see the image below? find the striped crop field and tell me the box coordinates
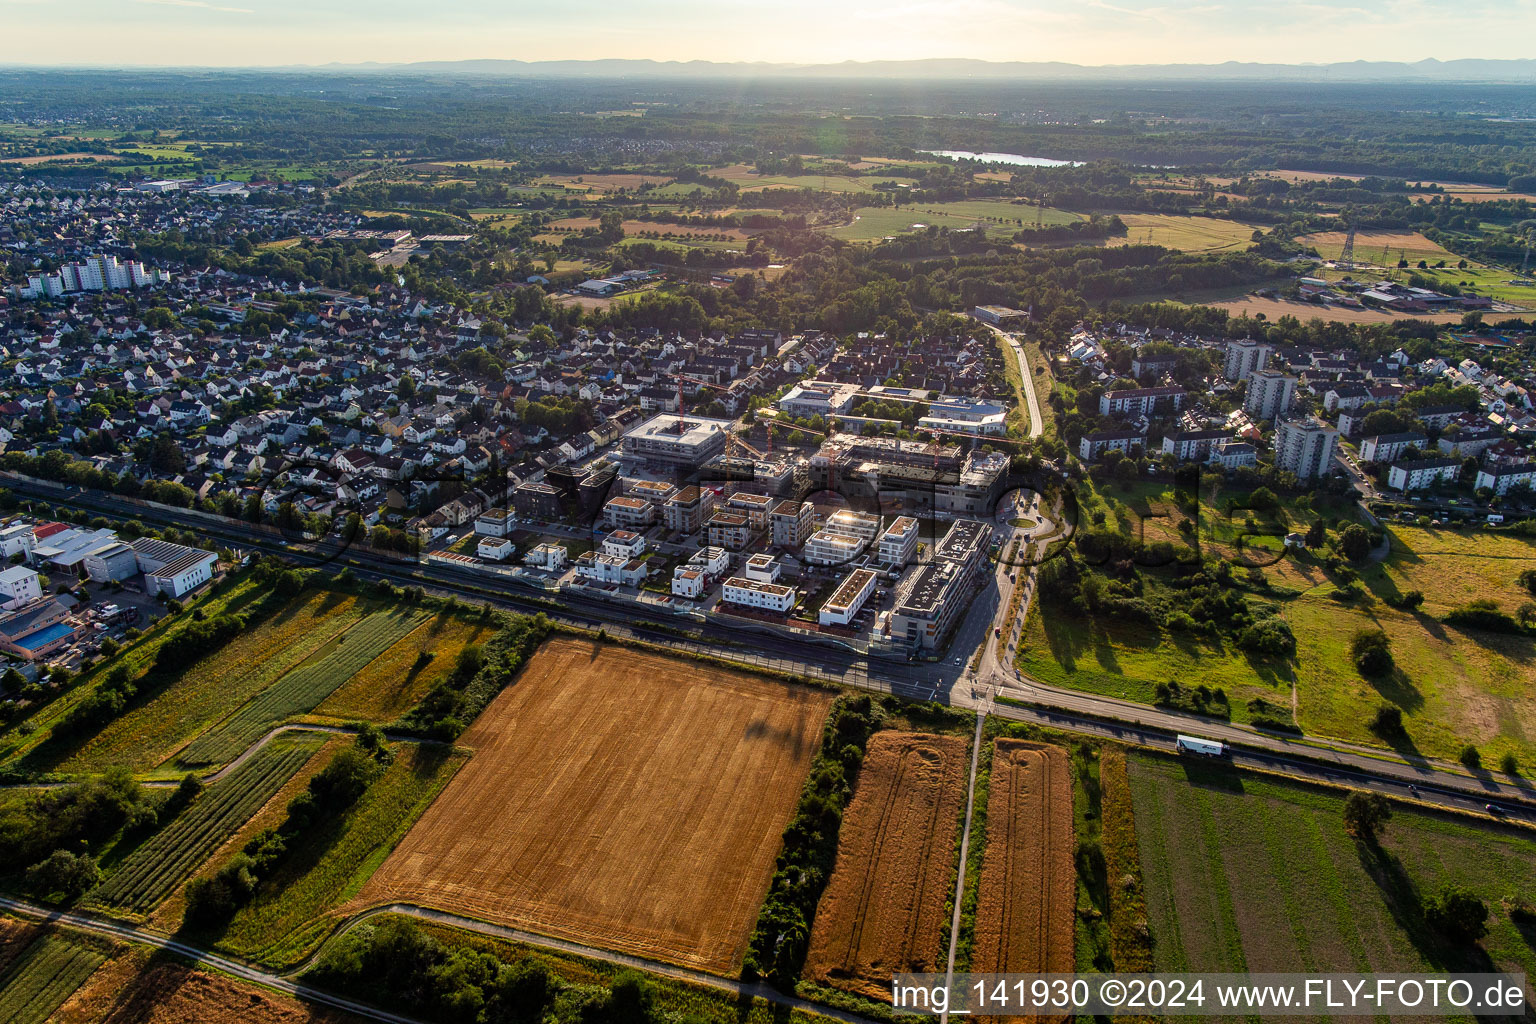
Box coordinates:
[179,607,430,766]
[0,933,109,1024]
[90,733,326,915]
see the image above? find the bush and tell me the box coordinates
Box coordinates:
[1499,751,1520,776]
[1423,886,1489,944]
[1458,744,1482,770]
[1368,704,1406,739]
[1445,599,1524,634]
[1236,617,1296,658]
[1351,629,1393,677]
[25,849,101,901]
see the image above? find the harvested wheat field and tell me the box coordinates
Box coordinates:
[971,741,1075,978]
[54,955,358,1024]
[351,637,832,973]
[804,731,967,998]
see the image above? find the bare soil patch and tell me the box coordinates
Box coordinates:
[971,741,1074,978]
[350,637,832,974]
[804,731,967,998]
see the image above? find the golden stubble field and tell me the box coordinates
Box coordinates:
[351,638,833,973]
[803,731,967,998]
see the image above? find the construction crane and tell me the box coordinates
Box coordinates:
[670,370,763,463]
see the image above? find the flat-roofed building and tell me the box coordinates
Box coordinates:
[770,499,815,549]
[82,541,138,583]
[601,496,657,530]
[1245,370,1298,421]
[626,479,678,506]
[706,510,752,551]
[523,542,568,571]
[889,560,966,652]
[820,568,878,626]
[601,530,647,559]
[0,566,42,610]
[574,551,647,586]
[475,508,514,537]
[1387,458,1460,492]
[721,576,797,613]
[1274,417,1339,482]
[743,553,780,582]
[512,481,564,520]
[478,537,515,561]
[878,516,918,567]
[621,413,731,472]
[1223,338,1273,382]
[725,491,776,529]
[689,545,730,578]
[672,566,706,599]
[663,486,717,534]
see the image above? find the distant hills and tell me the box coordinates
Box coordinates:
[319,57,1536,83]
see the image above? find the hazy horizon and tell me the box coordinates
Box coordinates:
[4,0,1534,71]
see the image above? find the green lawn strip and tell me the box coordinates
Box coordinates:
[180,607,431,767]
[87,734,325,915]
[214,743,465,968]
[0,933,109,1024]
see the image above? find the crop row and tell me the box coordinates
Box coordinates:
[181,609,429,766]
[92,735,325,913]
[0,934,108,1024]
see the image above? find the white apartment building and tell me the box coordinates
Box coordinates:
[672,566,706,599]
[1274,418,1339,482]
[1475,461,1536,496]
[743,553,781,583]
[1387,458,1460,492]
[1223,338,1273,382]
[16,254,169,299]
[878,516,919,567]
[721,577,797,613]
[523,542,568,571]
[0,566,42,610]
[1243,370,1298,421]
[601,530,647,560]
[819,568,878,626]
[478,537,515,561]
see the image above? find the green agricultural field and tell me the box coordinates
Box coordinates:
[88,733,325,916]
[831,199,1079,241]
[0,932,109,1024]
[58,590,372,776]
[179,606,431,767]
[0,574,274,773]
[1129,751,1536,983]
[211,742,465,967]
[709,164,880,194]
[1108,213,1263,253]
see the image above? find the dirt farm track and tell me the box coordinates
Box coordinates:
[804,731,967,998]
[350,638,833,974]
[970,741,1075,982]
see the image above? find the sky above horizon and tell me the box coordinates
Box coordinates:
[3,0,1533,68]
